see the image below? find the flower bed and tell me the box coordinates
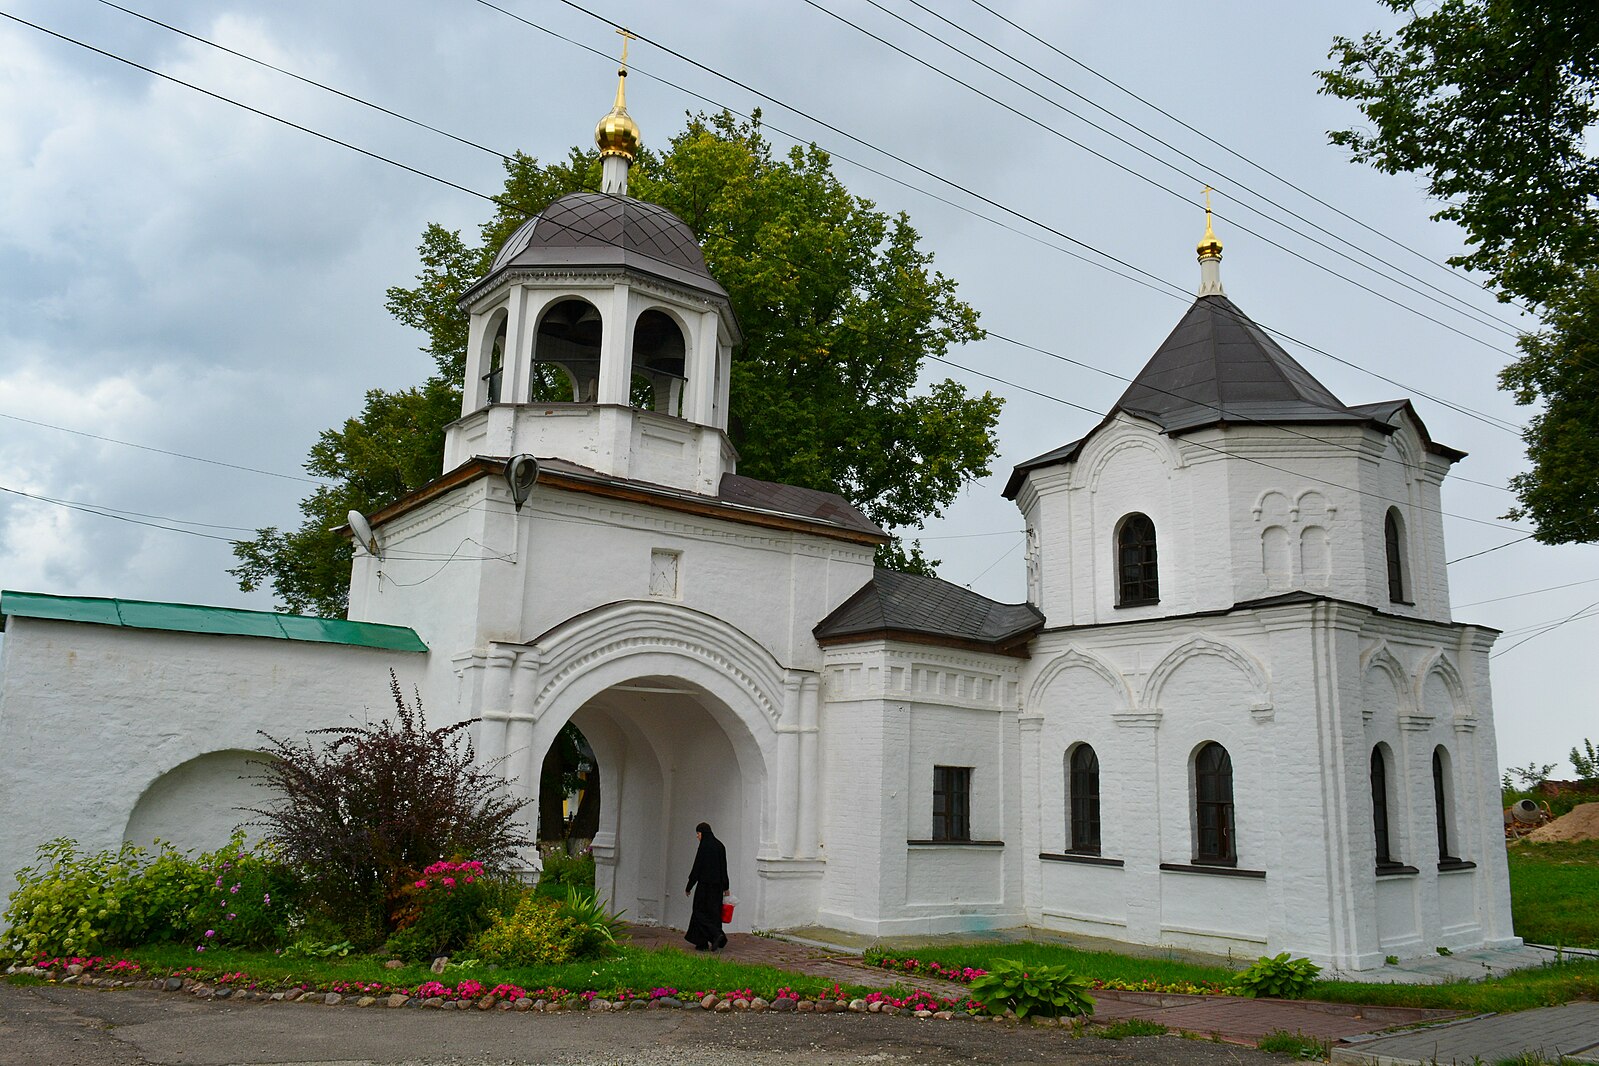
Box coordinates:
[864,950,1231,997]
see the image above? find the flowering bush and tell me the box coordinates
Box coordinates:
[250,672,531,946]
[2,835,298,958]
[471,893,582,965]
[863,949,1231,997]
[384,860,512,962]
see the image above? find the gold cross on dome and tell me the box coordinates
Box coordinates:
[616,27,636,70]
[1203,185,1213,213]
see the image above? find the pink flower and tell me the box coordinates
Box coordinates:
[204,930,215,938]
[414,880,427,889]
[196,946,205,953]
[230,884,240,894]
[442,877,455,887]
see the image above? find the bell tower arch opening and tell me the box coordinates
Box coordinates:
[533,298,600,402]
[630,308,687,416]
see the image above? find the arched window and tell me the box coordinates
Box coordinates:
[534,298,600,402]
[1385,509,1408,603]
[1432,747,1457,862]
[630,309,687,415]
[1371,746,1396,868]
[1116,513,1159,607]
[483,316,507,405]
[1194,742,1235,865]
[1067,744,1101,855]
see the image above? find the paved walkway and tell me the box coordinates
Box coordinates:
[624,924,1462,1046]
[1332,1001,1599,1064]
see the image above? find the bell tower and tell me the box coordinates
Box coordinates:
[444,38,741,495]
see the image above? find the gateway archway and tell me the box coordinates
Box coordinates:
[511,603,787,932]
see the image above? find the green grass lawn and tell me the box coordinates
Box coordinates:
[1505,839,1599,949]
[92,941,872,1002]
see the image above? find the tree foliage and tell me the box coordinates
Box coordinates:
[1320,1,1599,543]
[248,672,531,946]
[232,114,999,614]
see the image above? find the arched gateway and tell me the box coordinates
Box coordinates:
[486,602,790,930]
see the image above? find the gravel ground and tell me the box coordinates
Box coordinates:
[0,983,1288,1066]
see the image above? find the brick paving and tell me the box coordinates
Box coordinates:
[1331,1000,1599,1064]
[622,923,1462,1046]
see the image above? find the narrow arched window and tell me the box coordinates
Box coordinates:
[1195,742,1235,865]
[1371,746,1395,868]
[1385,509,1407,603]
[1116,513,1159,606]
[1432,747,1456,862]
[483,317,507,405]
[1067,744,1101,855]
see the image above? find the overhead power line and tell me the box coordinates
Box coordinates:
[0,482,245,542]
[796,0,1521,358]
[958,0,1539,320]
[4,4,1528,533]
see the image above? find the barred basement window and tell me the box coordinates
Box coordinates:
[1067,744,1101,855]
[933,765,972,842]
[1116,513,1159,606]
[1194,742,1236,865]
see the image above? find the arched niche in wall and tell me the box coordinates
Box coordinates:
[124,749,271,853]
[533,298,599,402]
[481,308,508,405]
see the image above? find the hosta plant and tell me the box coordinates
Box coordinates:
[1230,953,1321,999]
[968,959,1095,1019]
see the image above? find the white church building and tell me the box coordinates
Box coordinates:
[0,72,1517,973]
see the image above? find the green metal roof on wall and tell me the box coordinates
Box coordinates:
[0,591,427,652]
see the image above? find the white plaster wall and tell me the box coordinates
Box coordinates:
[0,618,425,900]
[123,749,266,852]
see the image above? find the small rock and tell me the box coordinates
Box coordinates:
[476,994,497,1010]
[60,976,79,986]
[771,998,796,1012]
[867,1001,882,1013]
[933,1010,953,1020]
[589,998,610,1012]
[66,963,84,976]
[387,994,409,1008]
[422,996,445,1009]
[323,993,342,1006]
[914,1009,933,1019]
[213,988,232,1000]
[191,985,211,997]
[455,999,472,1010]
[714,1000,732,1012]
[532,999,548,1011]
[700,994,718,1010]
[1030,1015,1056,1027]
[429,957,449,975]
[270,991,286,1001]
[880,1005,901,1017]
[164,977,183,992]
[731,998,749,1010]
[627,999,646,1010]
[384,960,405,970]
[356,996,376,1008]
[497,1001,513,1011]
[796,1000,815,1013]
[848,999,866,1012]
[513,997,532,1011]
[750,997,768,1011]
[645,999,662,1010]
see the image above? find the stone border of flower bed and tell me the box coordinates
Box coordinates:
[6,961,1085,1025]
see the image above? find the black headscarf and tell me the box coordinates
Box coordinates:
[686,823,729,896]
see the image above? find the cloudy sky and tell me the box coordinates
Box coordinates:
[1,0,1593,776]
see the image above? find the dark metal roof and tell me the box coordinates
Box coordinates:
[1004,294,1464,498]
[468,193,728,302]
[718,473,884,537]
[814,568,1044,651]
[0,590,428,651]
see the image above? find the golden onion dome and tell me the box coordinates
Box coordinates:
[595,70,640,161]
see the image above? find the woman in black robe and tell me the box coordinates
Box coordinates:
[684,821,729,951]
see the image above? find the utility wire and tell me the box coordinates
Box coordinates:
[925,355,1526,533]
[959,0,1540,319]
[529,0,1525,436]
[1491,600,1599,657]
[798,0,1520,358]
[1446,535,1536,565]
[0,483,242,542]
[855,0,1525,344]
[0,411,328,484]
[6,6,1527,532]
[1455,576,1599,609]
[93,0,513,161]
[0,10,499,205]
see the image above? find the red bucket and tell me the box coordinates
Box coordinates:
[720,900,735,924]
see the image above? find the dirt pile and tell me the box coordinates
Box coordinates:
[1526,802,1599,842]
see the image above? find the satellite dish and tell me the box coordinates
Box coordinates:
[347,510,380,558]
[504,454,540,511]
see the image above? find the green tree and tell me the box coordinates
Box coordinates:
[232,114,999,615]
[1319,1,1599,543]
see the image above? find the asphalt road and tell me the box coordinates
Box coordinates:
[0,984,1287,1065]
